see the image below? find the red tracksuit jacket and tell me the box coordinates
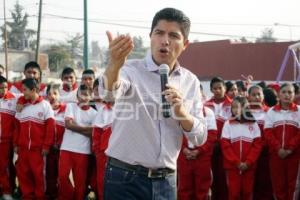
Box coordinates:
[0,92,17,143]
[205,96,232,138]
[14,96,55,151]
[264,103,300,154]
[221,120,262,169]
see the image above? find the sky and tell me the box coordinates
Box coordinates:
[1,0,300,48]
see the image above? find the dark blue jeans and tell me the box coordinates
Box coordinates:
[103,163,176,200]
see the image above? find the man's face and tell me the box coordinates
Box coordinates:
[211,82,226,99]
[62,73,76,88]
[0,82,8,98]
[150,20,189,68]
[24,67,40,81]
[81,74,94,89]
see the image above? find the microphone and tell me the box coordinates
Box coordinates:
[159,64,171,118]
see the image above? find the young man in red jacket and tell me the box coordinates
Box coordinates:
[0,76,17,200]
[177,105,217,200]
[14,78,55,200]
[205,77,232,200]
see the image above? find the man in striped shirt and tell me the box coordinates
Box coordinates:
[99,7,207,200]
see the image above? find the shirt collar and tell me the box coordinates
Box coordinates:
[0,91,15,100]
[145,52,182,75]
[274,103,298,112]
[28,96,44,105]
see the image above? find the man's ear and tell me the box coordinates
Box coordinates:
[183,39,189,50]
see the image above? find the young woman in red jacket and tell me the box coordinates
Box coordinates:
[264,83,300,200]
[221,96,262,200]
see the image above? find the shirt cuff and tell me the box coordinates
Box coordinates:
[182,117,207,147]
[98,75,128,102]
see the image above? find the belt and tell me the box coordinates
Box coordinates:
[108,157,175,179]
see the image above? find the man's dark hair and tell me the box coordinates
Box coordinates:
[24,61,41,71]
[61,67,76,79]
[0,64,4,71]
[22,78,39,91]
[210,77,225,89]
[0,76,7,84]
[150,8,190,39]
[82,69,95,78]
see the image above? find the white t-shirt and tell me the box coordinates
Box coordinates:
[60,103,97,154]
[59,88,78,104]
[93,105,114,129]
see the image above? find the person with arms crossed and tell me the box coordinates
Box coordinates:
[98,7,207,200]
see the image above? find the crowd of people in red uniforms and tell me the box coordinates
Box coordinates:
[0,61,300,200]
[177,76,300,200]
[0,61,113,200]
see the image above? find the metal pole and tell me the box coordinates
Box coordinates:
[35,0,43,62]
[83,0,88,69]
[3,0,9,79]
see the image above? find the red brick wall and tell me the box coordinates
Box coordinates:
[178,40,297,81]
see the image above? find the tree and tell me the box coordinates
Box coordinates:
[256,28,277,43]
[44,44,73,72]
[1,1,36,50]
[66,33,83,60]
[240,37,249,43]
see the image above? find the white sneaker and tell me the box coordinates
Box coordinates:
[2,194,14,200]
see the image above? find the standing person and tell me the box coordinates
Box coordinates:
[205,76,231,200]
[9,61,46,97]
[92,101,113,200]
[221,96,262,200]
[248,85,273,200]
[0,76,17,200]
[264,83,300,200]
[58,84,97,200]
[177,105,217,200]
[98,7,207,200]
[59,67,78,103]
[14,78,55,200]
[45,84,66,200]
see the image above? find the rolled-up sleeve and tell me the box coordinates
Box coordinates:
[182,81,207,146]
[98,68,131,102]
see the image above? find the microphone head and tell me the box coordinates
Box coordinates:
[159,64,170,75]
